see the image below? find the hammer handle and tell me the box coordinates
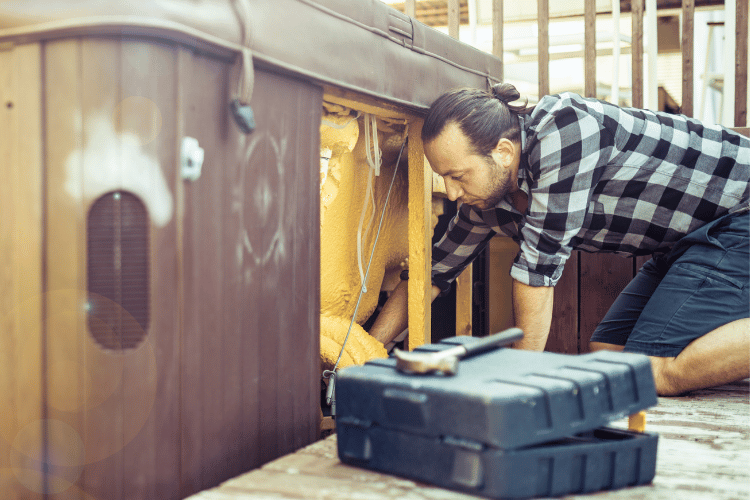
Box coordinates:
[459,328,524,358]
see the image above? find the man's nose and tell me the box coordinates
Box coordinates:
[444,178,462,201]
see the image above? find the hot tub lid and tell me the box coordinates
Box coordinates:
[0,0,502,111]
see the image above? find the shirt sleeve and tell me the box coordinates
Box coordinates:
[431,203,496,295]
[512,95,609,287]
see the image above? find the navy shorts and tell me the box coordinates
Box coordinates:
[589,210,749,357]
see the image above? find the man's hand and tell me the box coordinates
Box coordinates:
[369,280,441,345]
[512,280,554,350]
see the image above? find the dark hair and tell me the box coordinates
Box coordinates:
[421,83,532,157]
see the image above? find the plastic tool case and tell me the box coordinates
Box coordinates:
[336,336,659,499]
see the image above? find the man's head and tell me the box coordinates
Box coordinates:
[422,84,530,210]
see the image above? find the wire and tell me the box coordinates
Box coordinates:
[322,127,409,407]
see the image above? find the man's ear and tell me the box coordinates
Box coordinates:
[493,137,516,169]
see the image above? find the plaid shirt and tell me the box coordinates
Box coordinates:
[432,93,750,289]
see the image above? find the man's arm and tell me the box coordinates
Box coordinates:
[512,279,554,350]
[369,280,441,345]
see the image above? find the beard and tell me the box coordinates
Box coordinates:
[473,157,516,210]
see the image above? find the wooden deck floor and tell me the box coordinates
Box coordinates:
[187,380,749,500]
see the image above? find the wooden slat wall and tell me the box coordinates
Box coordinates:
[14,35,322,500]
[180,62,322,497]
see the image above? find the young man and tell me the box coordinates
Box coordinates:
[369,84,749,396]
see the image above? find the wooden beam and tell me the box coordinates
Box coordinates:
[585,0,597,98]
[682,0,694,117]
[407,119,432,350]
[632,0,644,108]
[538,0,550,97]
[405,0,416,17]
[735,0,748,126]
[448,0,460,39]
[493,0,503,80]
[455,267,472,336]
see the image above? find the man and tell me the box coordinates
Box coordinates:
[369,84,749,396]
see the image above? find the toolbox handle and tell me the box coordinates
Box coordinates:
[461,328,524,357]
[394,328,524,375]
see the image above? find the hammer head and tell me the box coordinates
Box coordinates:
[393,348,459,375]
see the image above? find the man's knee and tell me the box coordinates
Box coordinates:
[648,356,681,396]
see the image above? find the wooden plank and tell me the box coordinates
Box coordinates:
[144,45,182,500]
[181,50,227,490]
[735,0,748,127]
[492,0,504,80]
[407,119,432,349]
[177,46,205,498]
[290,80,323,451]
[631,0,645,108]
[254,71,282,467]
[220,60,245,482]
[448,0,460,39]
[578,254,634,353]
[681,0,695,117]
[545,254,578,354]
[455,265,472,336]
[235,62,262,481]
[76,37,124,500]
[585,0,597,98]
[117,39,180,499]
[0,41,44,500]
[43,38,87,500]
[323,87,420,122]
[538,0,550,97]
[274,73,302,460]
[405,0,416,18]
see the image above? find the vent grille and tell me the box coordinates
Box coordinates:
[87,191,149,350]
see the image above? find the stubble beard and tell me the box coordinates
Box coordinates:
[476,157,515,210]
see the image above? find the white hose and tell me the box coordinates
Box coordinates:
[356,114,382,292]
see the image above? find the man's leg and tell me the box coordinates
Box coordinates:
[589,258,667,353]
[649,318,749,396]
[623,212,749,395]
[591,211,749,396]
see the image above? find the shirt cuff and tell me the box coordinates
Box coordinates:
[510,264,558,287]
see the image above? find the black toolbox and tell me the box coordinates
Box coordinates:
[335,335,659,499]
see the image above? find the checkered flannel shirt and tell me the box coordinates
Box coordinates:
[432,92,750,290]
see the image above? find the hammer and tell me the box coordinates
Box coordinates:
[393,328,524,375]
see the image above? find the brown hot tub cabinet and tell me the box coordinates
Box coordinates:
[0,1,501,498]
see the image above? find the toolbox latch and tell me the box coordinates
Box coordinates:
[443,435,485,489]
